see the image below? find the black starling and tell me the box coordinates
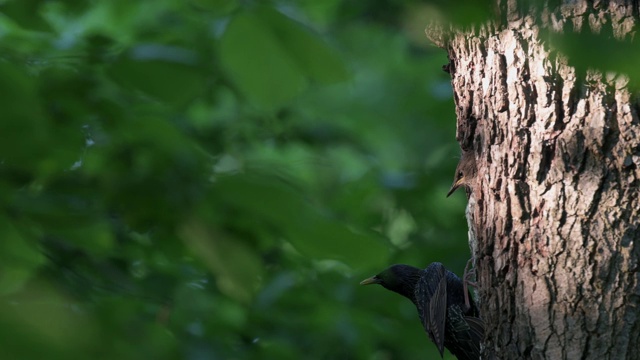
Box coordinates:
[360,262,484,360]
[447,151,476,197]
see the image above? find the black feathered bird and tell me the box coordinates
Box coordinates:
[360,263,484,360]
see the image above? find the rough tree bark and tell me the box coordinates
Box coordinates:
[431,1,640,359]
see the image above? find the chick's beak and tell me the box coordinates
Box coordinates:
[446,176,465,197]
[360,276,380,285]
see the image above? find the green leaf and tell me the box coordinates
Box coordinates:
[0,0,53,32]
[218,7,349,109]
[107,45,206,105]
[218,9,307,109]
[14,188,114,256]
[180,220,262,304]
[286,214,388,269]
[548,29,640,84]
[0,217,45,295]
[260,7,349,84]
[0,284,98,359]
[0,62,49,168]
[212,173,388,269]
[189,0,238,16]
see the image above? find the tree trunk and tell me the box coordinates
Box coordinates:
[438,1,640,359]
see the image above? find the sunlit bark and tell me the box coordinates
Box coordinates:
[433,1,640,358]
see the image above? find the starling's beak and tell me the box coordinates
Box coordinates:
[359,276,381,285]
[446,176,465,197]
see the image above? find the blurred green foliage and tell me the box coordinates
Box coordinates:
[547,27,640,86]
[0,0,472,359]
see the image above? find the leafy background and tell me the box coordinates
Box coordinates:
[0,0,473,359]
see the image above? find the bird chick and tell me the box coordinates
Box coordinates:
[447,151,477,197]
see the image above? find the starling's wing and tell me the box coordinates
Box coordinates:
[430,272,448,356]
[446,305,485,360]
[416,263,447,357]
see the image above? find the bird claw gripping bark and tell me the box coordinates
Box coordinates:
[463,259,477,311]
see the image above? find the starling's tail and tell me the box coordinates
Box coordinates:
[465,316,484,345]
[459,316,484,360]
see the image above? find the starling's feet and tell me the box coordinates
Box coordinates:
[463,258,477,311]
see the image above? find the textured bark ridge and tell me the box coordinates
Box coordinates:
[444,1,640,359]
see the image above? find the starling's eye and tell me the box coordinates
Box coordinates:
[458,171,463,178]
